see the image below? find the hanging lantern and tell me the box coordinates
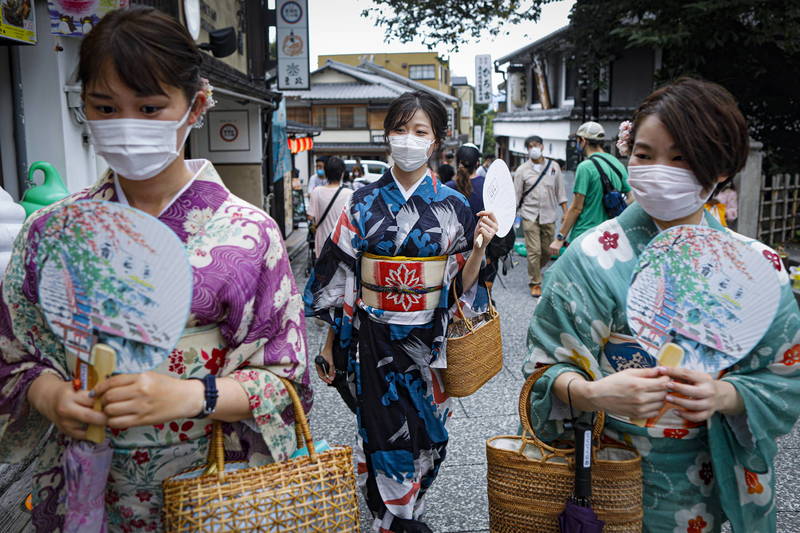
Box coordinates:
[288,137,313,154]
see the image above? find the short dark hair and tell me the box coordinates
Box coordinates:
[437,164,455,182]
[525,135,543,148]
[383,91,448,146]
[631,77,748,190]
[79,7,202,103]
[324,156,345,182]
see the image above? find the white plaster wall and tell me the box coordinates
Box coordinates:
[495,119,572,159]
[19,1,101,193]
[190,97,263,164]
[315,129,370,144]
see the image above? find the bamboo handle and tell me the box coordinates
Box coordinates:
[86,344,116,444]
[630,343,685,427]
[476,234,484,248]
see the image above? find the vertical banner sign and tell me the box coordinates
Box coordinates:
[277,0,309,90]
[272,100,292,181]
[475,54,492,104]
[0,0,37,44]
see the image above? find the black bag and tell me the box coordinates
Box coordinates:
[588,155,627,218]
[487,232,516,260]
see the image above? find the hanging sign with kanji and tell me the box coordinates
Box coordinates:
[277,0,310,90]
[475,54,492,104]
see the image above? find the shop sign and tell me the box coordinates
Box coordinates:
[47,0,128,37]
[208,110,250,152]
[1,0,37,44]
[276,0,309,90]
[475,54,492,104]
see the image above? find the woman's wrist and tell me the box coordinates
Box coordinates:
[27,372,63,420]
[180,377,205,419]
[715,379,744,416]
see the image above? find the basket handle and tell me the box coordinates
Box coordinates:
[450,280,497,332]
[205,376,314,475]
[517,365,605,457]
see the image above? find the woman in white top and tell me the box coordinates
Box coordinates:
[308,156,353,257]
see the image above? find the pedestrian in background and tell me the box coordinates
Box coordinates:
[306,91,496,533]
[444,143,485,215]
[514,135,566,297]
[437,162,455,184]
[475,152,495,178]
[308,156,353,257]
[0,8,309,530]
[308,156,328,196]
[524,77,800,533]
[706,182,738,230]
[549,122,632,257]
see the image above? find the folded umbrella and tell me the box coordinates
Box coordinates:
[63,439,112,533]
[558,420,604,533]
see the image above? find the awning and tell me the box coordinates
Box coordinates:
[201,55,281,107]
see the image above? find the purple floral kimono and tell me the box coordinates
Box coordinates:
[0,159,311,532]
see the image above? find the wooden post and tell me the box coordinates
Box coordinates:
[734,140,763,239]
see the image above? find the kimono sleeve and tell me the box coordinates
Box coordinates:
[220,217,311,463]
[521,250,616,442]
[0,215,67,462]
[444,196,489,317]
[707,284,800,531]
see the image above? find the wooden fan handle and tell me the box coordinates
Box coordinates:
[630,343,684,427]
[86,344,116,444]
[476,234,484,248]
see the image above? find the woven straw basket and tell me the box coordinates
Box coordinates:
[486,366,643,532]
[162,377,359,532]
[443,288,503,397]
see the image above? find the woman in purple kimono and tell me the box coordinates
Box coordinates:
[0,8,309,531]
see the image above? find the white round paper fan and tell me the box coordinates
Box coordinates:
[38,200,193,373]
[482,159,516,238]
[627,225,780,374]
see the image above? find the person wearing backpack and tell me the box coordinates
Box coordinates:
[549,122,633,257]
[308,156,353,257]
[514,135,567,297]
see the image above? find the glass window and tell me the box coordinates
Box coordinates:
[564,62,576,101]
[367,163,387,175]
[409,65,435,80]
[353,107,367,128]
[324,107,338,128]
[340,107,354,129]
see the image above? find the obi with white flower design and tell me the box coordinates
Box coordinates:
[360,253,447,312]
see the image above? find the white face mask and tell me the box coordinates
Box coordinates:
[627,164,713,221]
[388,134,433,172]
[529,146,542,160]
[88,102,195,181]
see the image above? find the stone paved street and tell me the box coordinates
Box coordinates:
[293,246,800,533]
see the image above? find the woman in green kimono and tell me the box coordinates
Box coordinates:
[523,77,800,532]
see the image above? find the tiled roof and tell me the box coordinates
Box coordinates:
[283,83,400,101]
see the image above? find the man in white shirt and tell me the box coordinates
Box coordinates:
[513,135,567,297]
[475,153,495,178]
[307,157,328,197]
[308,157,353,257]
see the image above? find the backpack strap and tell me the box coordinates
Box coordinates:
[588,155,616,194]
[517,159,553,210]
[317,186,345,228]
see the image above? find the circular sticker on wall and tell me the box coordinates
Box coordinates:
[219,123,239,143]
[280,1,303,24]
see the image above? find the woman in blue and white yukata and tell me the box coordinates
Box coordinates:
[305,91,498,533]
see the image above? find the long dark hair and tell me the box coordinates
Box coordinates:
[455,144,480,197]
[383,91,448,146]
[630,77,748,191]
[79,7,203,102]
